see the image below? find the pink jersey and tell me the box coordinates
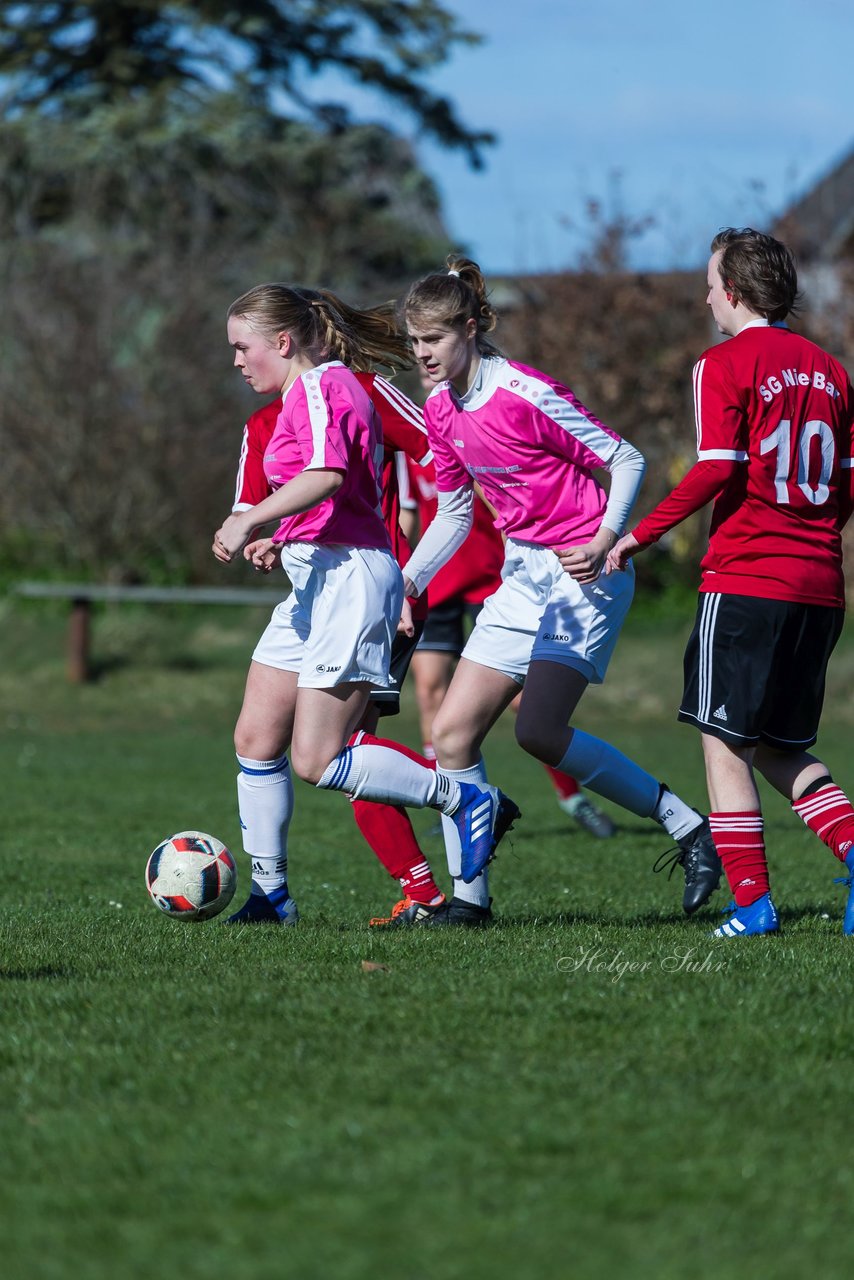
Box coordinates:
[406,454,505,607]
[425,356,623,547]
[232,373,428,570]
[262,361,390,550]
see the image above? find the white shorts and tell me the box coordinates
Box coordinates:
[462,538,634,685]
[252,543,404,690]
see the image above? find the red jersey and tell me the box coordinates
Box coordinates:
[632,322,854,607]
[406,455,506,608]
[232,372,431,611]
[363,374,432,571]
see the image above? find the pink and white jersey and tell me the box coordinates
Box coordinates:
[425,356,622,546]
[263,361,390,550]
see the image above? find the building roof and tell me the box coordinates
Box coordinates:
[775,146,854,261]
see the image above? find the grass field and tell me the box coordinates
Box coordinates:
[2,597,854,1280]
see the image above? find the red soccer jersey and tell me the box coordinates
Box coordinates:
[406,455,506,608]
[362,373,432,572]
[232,373,431,610]
[233,398,281,512]
[632,322,854,606]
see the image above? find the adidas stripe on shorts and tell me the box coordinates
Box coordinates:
[678,591,844,749]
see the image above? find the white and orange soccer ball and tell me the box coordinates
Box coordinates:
[145,831,237,921]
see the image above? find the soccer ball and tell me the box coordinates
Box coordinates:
[145,830,237,921]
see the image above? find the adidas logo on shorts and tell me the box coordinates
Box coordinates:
[713,705,728,722]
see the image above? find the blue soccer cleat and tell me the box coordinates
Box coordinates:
[711,892,779,938]
[453,782,521,884]
[224,885,299,926]
[834,847,854,935]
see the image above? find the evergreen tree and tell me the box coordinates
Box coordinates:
[0,0,492,164]
[0,1,488,581]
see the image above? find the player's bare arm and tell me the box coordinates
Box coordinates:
[214,468,345,560]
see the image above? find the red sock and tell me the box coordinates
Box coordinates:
[709,811,769,907]
[350,800,442,904]
[792,784,854,863]
[543,766,579,801]
[348,730,436,770]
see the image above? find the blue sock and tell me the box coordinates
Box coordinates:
[556,730,660,818]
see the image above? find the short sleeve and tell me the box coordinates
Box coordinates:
[693,353,748,461]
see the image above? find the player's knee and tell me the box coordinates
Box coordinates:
[289,744,329,786]
[514,715,551,763]
[234,724,272,761]
[432,716,476,766]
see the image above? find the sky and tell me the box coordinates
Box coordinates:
[316,0,854,275]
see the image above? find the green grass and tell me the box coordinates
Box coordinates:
[1,597,854,1279]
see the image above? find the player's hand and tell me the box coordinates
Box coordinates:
[605,532,640,575]
[214,513,252,560]
[397,597,415,638]
[402,575,419,599]
[245,538,280,573]
[554,527,617,584]
[212,533,233,564]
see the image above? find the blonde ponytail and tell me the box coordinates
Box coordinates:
[227,284,413,374]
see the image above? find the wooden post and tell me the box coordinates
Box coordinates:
[12,582,289,681]
[68,597,91,683]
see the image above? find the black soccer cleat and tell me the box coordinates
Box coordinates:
[654,817,722,915]
[423,895,494,927]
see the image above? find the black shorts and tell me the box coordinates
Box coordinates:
[370,617,425,717]
[678,592,844,750]
[415,598,483,655]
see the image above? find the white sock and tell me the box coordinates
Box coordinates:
[317,743,461,813]
[438,760,491,909]
[652,788,702,842]
[236,754,293,896]
[557,730,660,817]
